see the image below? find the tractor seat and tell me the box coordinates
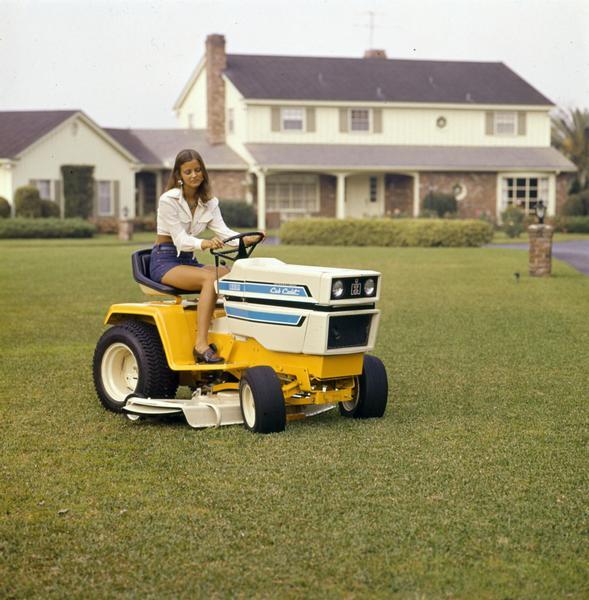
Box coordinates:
[132,248,197,297]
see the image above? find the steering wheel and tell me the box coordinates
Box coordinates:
[210,231,265,262]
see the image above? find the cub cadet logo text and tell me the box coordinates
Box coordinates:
[270,286,303,296]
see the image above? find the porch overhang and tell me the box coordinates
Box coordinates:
[245,143,577,173]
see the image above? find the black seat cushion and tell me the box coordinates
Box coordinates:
[132,249,197,295]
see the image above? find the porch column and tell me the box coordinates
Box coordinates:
[155,170,163,198]
[412,172,420,217]
[336,173,347,219]
[256,170,266,230]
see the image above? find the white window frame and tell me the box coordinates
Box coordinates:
[369,176,378,203]
[97,180,114,217]
[494,111,517,136]
[266,174,319,214]
[34,179,52,200]
[500,175,549,215]
[281,108,305,132]
[349,108,371,133]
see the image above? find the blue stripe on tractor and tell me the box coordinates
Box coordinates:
[225,305,304,326]
[218,280,309,298]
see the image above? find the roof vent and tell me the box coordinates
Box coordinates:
[364,49,387,59]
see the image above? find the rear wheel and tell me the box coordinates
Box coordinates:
[339,355,388,419]
[239,366,286,434]
[93,320,179,413]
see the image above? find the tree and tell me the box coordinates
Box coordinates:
[551,108,589,189]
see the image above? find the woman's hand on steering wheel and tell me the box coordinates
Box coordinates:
[209,231,265,262]
[201,237,224,250]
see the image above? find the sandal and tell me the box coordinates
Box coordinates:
[193,345,224,364]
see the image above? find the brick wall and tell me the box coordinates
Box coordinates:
[206,34,226,145]
[556,173,574,213]
[419,172,497,218]
[208,170,247,200]
[385,174,413,216]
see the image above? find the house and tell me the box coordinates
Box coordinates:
[0,110,138,218]
[173,34,576,228]
[0,110,247,221]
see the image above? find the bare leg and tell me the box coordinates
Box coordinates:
[161,266,223,353]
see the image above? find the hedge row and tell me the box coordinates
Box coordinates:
[280,218,494,247]
[550,215,589,234]
[0,218,96,239]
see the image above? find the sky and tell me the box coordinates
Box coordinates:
[1,0,588,129]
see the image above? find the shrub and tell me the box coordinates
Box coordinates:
[0,218,96,239]
[423,192,458,218]
[280,218,493,247]
[14,186,43,218]
[40,199,61,218]
[501,206,525,238]
[551,216,589,234]
[134,214,156,232]
[561,190,589,216]
[219,200,256,228]
[62,165,94,218]
[0,197,10,218]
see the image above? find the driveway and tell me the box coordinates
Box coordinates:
[491,240,589,276]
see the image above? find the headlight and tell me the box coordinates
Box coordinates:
[331,279,344,298]
[364,278,376,296]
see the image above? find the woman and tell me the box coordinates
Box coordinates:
[150,148,260,364]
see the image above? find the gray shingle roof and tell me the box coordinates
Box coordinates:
[0,110,78,158]
[105,128,247,169]
[225,55,552,106]
[246,143,576,172]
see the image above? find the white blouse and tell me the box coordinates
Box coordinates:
[156,188,239,254]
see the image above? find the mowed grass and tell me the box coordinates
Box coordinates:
[1,237,588,599]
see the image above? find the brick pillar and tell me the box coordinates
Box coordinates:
[528,224,554,277]
[206,34,226,145]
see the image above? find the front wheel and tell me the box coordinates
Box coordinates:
[339,355,388,419]
[93,320,179,413]
[239,366,286,434]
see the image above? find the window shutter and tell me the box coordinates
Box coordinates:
[54,180,63,218]
[113,180,120,217]
[373,108,382,133]
[517,111,527,135]
[271,107,281,132]
[93,181,99,217]
[485,112,494,135]
[339,108,348,133]
[306,107,316,132]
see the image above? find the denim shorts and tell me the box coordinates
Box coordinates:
[149,243,204,283]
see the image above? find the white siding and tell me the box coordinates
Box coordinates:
[0,164,13,203]
[224,78,252,160]
[12,116,136,217]
[245,104,551,147]
[176,66,207,129]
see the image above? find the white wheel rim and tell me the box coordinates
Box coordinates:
[101,342,139,405]
[241,382,256,428]
[342,377,360,412]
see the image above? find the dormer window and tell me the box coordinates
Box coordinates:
[350,109,371,132]
[281,108,304,131]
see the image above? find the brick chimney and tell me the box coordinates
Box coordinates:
[206,34,226,145]
[364,49,387,59]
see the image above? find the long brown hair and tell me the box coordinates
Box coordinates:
[165,149,213,201]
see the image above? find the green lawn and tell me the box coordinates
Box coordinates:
[491,230,589,244]
[1,238,588,598]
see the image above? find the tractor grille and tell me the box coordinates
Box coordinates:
[327,314,371,349]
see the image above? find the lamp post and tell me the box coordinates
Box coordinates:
[118,204,133,241]
[535,199,546,225]
[528,198,552,277]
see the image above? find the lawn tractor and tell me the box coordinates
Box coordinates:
[92,233,388,433]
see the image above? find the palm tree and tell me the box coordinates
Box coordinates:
[551,108,589,189]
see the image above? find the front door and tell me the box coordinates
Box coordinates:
[345,174,384,218]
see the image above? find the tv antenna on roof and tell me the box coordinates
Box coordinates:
[357,9,384,49]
